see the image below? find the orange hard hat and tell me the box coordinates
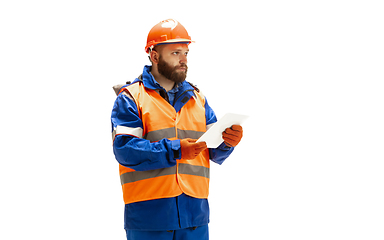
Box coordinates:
[145,19,194,53]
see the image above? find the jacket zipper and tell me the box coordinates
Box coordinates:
[173,89,194,107]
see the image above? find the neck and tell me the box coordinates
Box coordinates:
[151,66,175,92]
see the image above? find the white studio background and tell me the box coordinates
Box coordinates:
[0,1,383,239]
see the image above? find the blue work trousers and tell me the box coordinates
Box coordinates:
[126,225,208,240]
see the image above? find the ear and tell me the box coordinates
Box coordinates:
[150,50,160,64]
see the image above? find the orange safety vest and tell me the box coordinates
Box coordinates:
[118,81,210,204]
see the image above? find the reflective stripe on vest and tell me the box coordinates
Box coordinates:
[120,164,209,185]
[143,127,205,142]
[118,82,210,204]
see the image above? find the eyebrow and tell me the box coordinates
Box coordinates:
[172,48,189,52]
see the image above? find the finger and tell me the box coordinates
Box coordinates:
[195,141,207,147]
[186,138,197,143]
[196,145,207,152]
[224,128,241,137]
[223,136,237,145]
[196,145,207,151]
[223,128,234,136]
[223,133,239,147]
[225,130,242,140]
[227,126,242,134]
[231,125,242,132]
[223,132,239,141]
[224,138,237,147]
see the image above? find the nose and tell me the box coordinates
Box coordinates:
[180,54,187,64]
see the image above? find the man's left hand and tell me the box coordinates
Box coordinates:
[222,125,243,147]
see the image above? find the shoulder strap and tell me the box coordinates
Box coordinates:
[112,73,144,96]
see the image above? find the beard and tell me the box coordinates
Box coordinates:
[157,56,188,84]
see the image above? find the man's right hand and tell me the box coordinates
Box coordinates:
[180,138,207,159]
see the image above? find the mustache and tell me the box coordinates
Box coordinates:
[177,64,188,69]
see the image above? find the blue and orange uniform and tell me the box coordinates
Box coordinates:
[111,65,235,237]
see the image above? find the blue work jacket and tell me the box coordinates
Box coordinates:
[111,65,234,231]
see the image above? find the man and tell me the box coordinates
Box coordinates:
[111,19,243,240]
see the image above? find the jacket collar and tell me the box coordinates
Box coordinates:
[134,65,198,112]
[141,65,161,90]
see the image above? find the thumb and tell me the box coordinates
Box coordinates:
[195,141,207,149]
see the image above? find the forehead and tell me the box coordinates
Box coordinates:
[161,43,189,52]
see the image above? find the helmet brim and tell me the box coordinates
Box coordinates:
[146,39,195,53]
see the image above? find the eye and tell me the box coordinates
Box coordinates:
[172,52,180,55]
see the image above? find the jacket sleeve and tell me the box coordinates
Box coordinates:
[111,92,180,171]
[204,98,234,165]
